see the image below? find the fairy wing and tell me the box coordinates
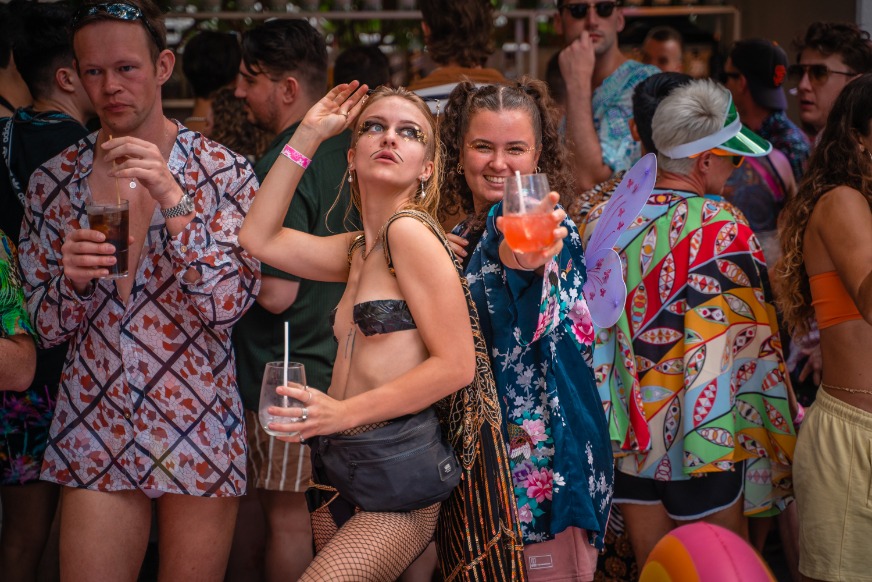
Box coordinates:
[583,153,657,328]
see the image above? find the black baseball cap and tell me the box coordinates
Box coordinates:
[729,38,789,111]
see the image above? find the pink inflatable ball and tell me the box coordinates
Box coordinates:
[640,523,776,582]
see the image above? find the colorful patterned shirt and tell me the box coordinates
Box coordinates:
[18,124,261,496]
[584,189,795,517]
[758,110,811,182]
[592,60,659,173]
[0,231,32,341]
[457,203,613,548]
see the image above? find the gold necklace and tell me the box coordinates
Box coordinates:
[359,220,390,261]
[361,239,381,261]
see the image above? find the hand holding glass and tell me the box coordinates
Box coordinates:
[258,361,306,437]
[502,174,556,253]
[85,200,130,279]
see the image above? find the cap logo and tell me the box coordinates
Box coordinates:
[773,64,786,87]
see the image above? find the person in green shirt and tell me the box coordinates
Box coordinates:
[0,230,35,392]
[231,19,356,582]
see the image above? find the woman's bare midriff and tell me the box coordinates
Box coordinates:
[819,323,872,413]
[327,248,429,402]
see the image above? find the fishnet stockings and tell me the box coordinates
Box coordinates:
[302,502,440,582]
[338,421,390,436]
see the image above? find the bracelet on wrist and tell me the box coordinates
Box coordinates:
[281,144,312,170]
[512,251,535,272]
[72,279,96,299]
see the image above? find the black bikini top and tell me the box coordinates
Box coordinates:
[353,299,416,336]
[329,298,418,339]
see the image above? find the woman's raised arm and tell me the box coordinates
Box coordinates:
[239,82,369,282]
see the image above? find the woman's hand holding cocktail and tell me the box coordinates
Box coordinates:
[269,383,351,443]
[496,191,567,272]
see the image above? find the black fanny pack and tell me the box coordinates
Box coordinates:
[313,407,460,512]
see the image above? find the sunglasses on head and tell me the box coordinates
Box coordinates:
[787,63,855,86]
[690,148,745,168]
[72,3,163,50]
[559,1,618,19]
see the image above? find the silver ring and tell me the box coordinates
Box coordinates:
[305,390,313,403]
[301,407,309,421]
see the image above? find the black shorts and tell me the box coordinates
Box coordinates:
[613,461,744,520]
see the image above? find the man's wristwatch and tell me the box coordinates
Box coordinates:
[160,193,195,219]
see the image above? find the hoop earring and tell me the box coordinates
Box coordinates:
[456,162,464,175]
[535,166,541,173]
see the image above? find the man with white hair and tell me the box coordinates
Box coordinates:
[583,79,797,565]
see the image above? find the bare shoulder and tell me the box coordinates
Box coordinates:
[813,186,871,225]
[384,214,442,251]
[385,214,455,272]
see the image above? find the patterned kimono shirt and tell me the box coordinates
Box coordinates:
[18,125,261,497]
[456,202,613,548]
[585,189,796,516]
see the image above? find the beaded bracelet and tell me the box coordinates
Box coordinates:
[281,144,312,169]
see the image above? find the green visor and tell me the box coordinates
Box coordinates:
[659,94,772,159]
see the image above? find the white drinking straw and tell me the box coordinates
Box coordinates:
[283,321,289,391]
[515,170,525,213]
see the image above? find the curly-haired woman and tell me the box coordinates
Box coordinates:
[440,78,612,582]
[777,73,872,582]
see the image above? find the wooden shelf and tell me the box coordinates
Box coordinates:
[173,6,739,22]
[167,6,740,79]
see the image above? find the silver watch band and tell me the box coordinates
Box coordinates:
[161,194,194,219]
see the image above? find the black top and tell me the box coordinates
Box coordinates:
[1,108,89,239]
[353,299,417,336]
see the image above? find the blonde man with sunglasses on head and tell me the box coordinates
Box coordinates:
[555,0,658,191]
[791,21,872,141]
[16,0,261,579]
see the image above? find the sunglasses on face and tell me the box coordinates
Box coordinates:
[787,63,855,86]
[711,148,745,168]
[690,148,745,168]
[720,71,742,83]
[559,1,618,19]
[72,3,163,51]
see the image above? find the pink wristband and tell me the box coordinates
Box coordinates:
[793,403,806,427]
[281,144,311,169]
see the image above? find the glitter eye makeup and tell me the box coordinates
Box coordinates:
[465,141,536,156]
[358,120,428,145]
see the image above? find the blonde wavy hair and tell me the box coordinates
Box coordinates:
[343,85,443,221]
[776,73,872,335]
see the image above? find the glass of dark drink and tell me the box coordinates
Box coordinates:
[86,200,129,279]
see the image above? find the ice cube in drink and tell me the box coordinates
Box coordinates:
[86,200,129,279]
[502,213,556,253]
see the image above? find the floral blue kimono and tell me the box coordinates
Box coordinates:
[456,202,613,549]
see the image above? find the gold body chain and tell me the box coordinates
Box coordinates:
[821,382,872,396]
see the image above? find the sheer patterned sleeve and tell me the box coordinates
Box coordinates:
[166,151,261,331]
[18,167,91,348]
